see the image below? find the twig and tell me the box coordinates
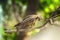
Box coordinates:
[5,13,60,33]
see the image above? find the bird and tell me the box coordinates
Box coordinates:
[15,15,40,31]
[15,15,40,40]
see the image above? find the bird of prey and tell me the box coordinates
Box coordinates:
[15,15,40,34]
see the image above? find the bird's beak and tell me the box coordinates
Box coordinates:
[36,17,40,21]
[38,17,40,21]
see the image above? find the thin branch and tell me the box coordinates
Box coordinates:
[12,0,22,22]
[5,13,60,33]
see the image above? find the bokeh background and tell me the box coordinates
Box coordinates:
[0,0,60,40]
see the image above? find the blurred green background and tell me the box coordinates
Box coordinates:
[0,0,60,40]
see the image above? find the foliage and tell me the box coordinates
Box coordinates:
[0,0,60,40]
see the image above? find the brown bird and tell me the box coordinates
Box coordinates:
[15,15,40,31]
[15,15,40,40]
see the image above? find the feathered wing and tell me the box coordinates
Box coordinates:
[15,15,40,40]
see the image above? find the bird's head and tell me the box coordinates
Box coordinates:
[35,16,40,21]
[31,15,41,21]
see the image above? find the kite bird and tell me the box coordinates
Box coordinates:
[15,15,41,40]
[15,15,40,31]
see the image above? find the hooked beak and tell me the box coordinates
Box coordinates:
[36,16,40,21]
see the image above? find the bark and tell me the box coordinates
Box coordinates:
[25,0,39,16]
[16,31,28,40]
